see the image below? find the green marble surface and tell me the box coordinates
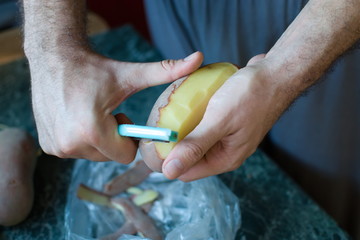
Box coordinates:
[0,25,349,240]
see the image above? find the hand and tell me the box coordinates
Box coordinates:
[162,54,294,181]
[29,50,203,163]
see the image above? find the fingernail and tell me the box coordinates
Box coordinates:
[184,52,197,61]
[163,159,184,178]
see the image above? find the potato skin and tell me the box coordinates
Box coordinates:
[0,128,37,226]
[139,76,187,172]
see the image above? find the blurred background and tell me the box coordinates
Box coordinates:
[0,0,150,64]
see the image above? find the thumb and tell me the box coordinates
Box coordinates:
[162,118,223,179]
[119,51,204,91]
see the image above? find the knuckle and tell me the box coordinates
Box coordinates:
[82,128,101,147]
[160,59,177,80]
[160,59,176,71]
[57,139,77,157]
[75,121,101,147]
[56,129,85,157]
[182,141,204,163]
[56,125,101,158]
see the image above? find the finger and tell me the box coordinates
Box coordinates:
[177,144,249,182]
[115,112,139,148]
[162,118,225,180]
[93,114,138,164]
[177,141,228,181]
[177,145,225,182]
[246,53,266,66]
[118,51,204,91]
[178,157,220,182]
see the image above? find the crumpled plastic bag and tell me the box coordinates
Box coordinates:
[65,153,241,240]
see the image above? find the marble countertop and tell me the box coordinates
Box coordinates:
[0,26,349,240]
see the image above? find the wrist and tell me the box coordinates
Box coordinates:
[25,43,90,65]
[24,30,89,60]
[23,0,88,60]
[263,0,360,95]
[262,54,306,95]
[243,57,303,122]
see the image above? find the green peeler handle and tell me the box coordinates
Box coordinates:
[118,124,178,143]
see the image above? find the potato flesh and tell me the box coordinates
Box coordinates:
[155,62,238,159]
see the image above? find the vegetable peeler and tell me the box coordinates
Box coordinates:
[118,124,178,143]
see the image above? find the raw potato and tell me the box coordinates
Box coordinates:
[0,128,37,226]
[140,62,238,171]
[132,190,158,206]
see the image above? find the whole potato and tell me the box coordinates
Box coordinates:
[0,128,37,226]
[139,63,238,172]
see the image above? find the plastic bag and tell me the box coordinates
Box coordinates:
[65,153,241,240]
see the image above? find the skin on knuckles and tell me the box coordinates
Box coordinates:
[46,112,110,161]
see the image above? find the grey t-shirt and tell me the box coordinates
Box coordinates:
[144,0,360,236]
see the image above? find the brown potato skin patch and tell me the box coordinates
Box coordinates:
[139,76,187,172]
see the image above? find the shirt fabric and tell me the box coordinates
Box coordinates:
[144,0,360,237]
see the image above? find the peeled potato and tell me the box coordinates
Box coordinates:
[139,62,238,172]
[0,128,37,226]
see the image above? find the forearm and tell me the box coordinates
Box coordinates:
[23,0,88,59]
[265,0,360,96]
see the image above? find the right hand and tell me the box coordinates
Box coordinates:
[162,54,296,181]
[28,50,203,163]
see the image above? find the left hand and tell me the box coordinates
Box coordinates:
[162,54,294,181]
